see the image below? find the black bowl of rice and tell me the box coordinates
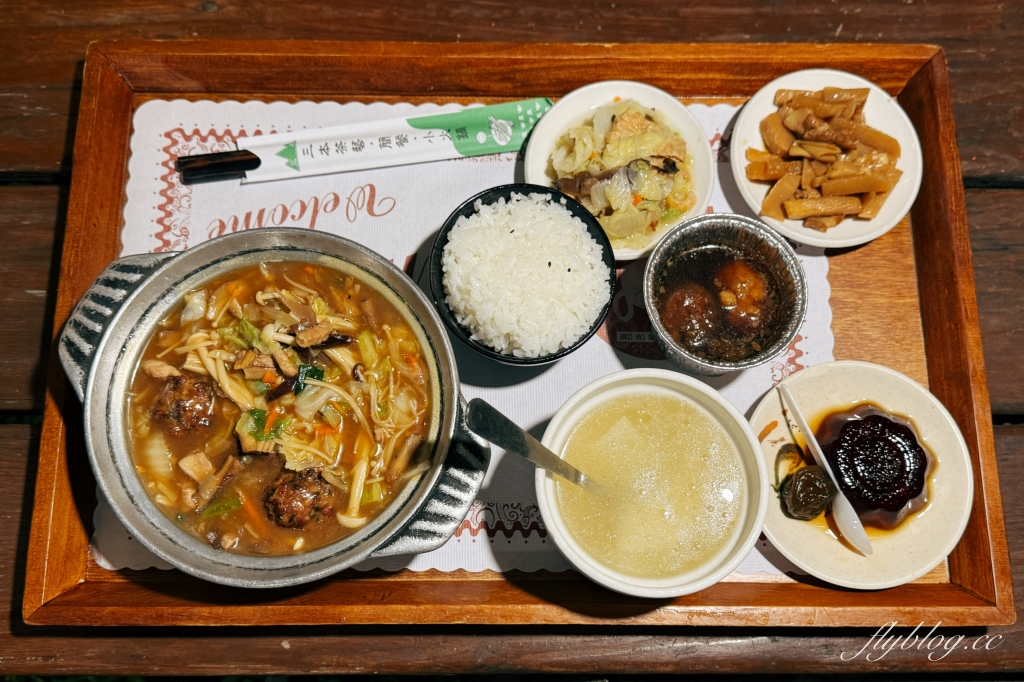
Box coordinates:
[428,184,615,365]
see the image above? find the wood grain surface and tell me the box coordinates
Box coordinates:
[1,424,1022,673]
[0,0,1021,674]
[1,1,1022,181]
[968,189,1024,415]
[0,186,61,410]
[20,41,1009,631]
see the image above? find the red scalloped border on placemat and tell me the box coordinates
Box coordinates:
[455,501,547,538]
[155,128,273,252]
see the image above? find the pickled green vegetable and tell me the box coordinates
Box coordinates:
[773,442,805,492]
[780,465,836,521]
[201,492,243,519]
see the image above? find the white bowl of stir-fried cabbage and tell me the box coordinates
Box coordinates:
[58,228,490,588]
[524,80,714,261]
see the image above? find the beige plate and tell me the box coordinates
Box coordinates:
[729,69,923,248]
[749,361,973,590]
[523,80,714,261]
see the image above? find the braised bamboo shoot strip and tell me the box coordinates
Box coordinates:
[747,84,902,230]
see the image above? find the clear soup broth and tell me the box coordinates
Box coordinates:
[556,391,745,579]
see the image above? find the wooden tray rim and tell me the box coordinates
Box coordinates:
[22,39,1014,628]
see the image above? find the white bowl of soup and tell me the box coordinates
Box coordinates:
[58,228,486,588]
[536,368,768,598]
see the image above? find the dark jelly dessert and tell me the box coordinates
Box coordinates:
[817,403,932,530]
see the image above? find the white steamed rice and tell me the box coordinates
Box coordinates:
[441,192,611,358]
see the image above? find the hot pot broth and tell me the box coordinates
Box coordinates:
[126,262,432,555]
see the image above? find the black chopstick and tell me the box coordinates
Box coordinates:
[175,149,262,185]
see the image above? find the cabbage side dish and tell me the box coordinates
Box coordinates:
[551,99,697,251]
[126,262,432,555]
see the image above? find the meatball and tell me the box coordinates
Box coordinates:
[150,371,215,436]
[265,467,334,528]
[657,281,721,351]
[714,259,769,335]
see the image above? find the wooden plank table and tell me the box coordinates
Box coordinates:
[1,0,1023,674]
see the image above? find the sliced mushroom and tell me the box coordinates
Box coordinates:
[234,351,277,380]
[235,351,275,371]
[196,455,243,511]
[352,363,366,382]
[142,359,180,379]
[386,433,424,483]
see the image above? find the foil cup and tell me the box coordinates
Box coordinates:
[643,213,808,376]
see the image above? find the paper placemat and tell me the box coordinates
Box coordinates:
[96,98,833,576]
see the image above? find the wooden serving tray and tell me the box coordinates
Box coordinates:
[24,40,1013,627]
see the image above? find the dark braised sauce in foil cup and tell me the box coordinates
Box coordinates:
[643,213,807,376]
[653,245,783,363]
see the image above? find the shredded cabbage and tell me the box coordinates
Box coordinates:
[548,99,694,248]
[181,290,207,324]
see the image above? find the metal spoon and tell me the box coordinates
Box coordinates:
[465,398,601,492]
[777,384,874,556]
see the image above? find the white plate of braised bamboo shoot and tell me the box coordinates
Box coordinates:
[729,69,923,248]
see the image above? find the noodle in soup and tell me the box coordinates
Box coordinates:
[126,262,432,555]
